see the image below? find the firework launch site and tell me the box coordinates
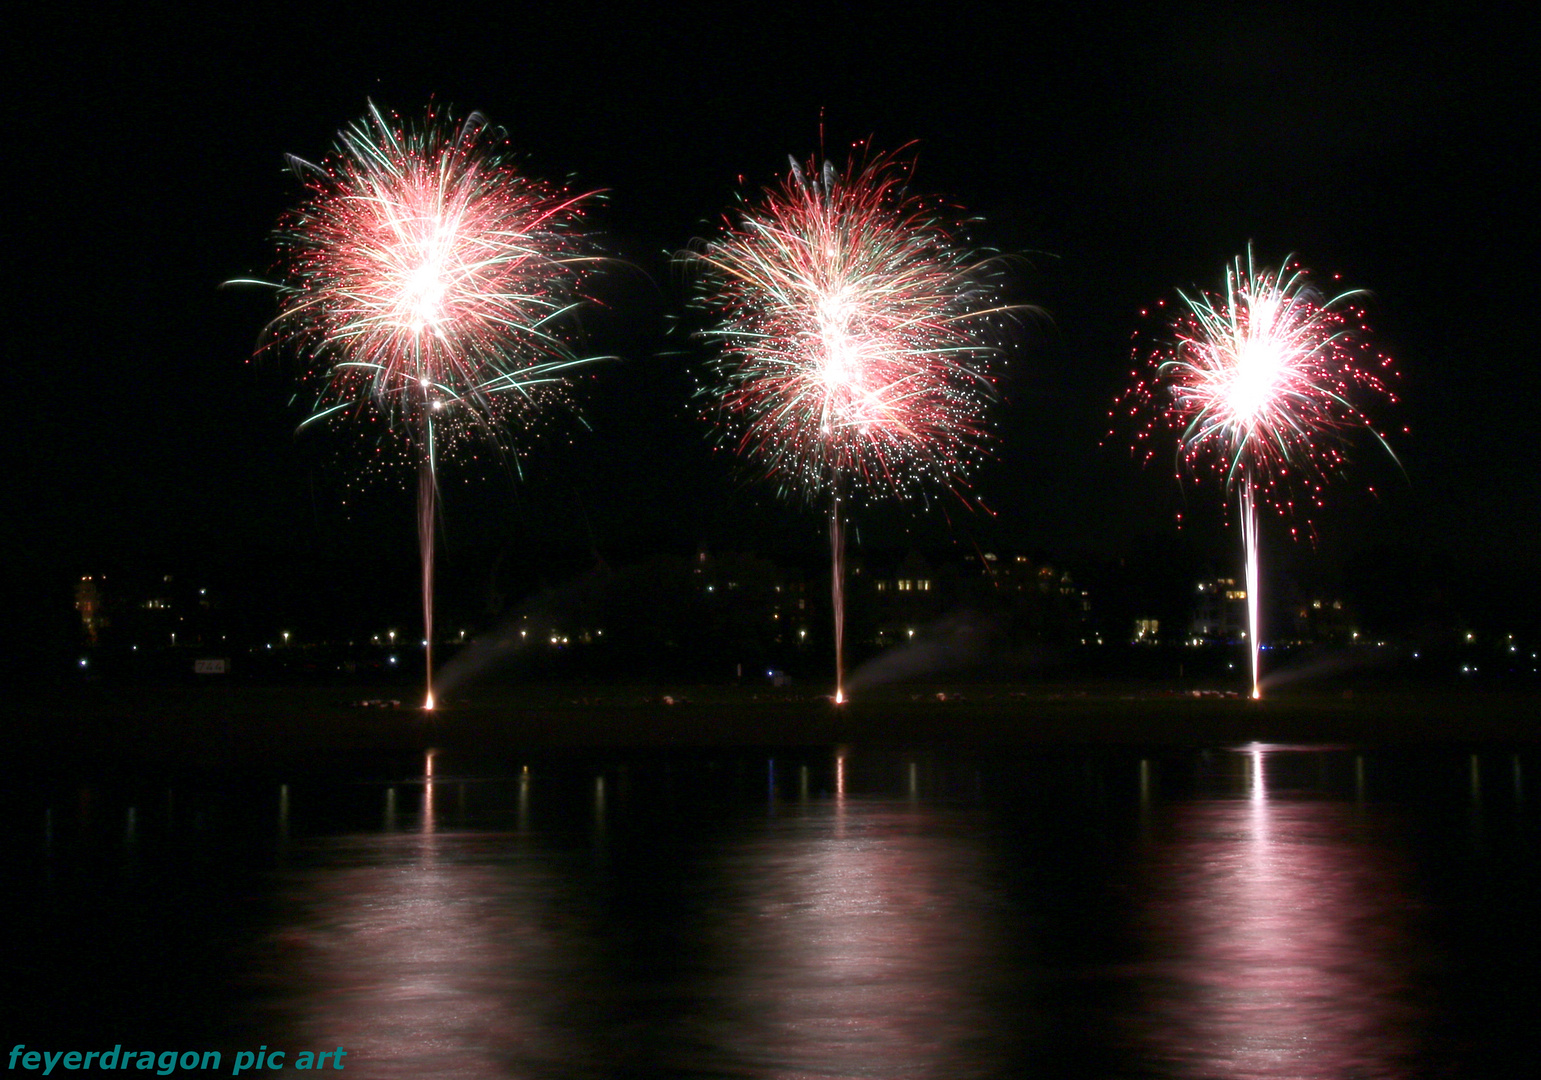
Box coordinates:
[16,677,1539,779]
[30,534,1537,771]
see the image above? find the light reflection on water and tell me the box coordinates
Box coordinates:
[1131,745,1426,1078]
[11,744,1537,1077]
[256,762,1015,1079]
[261,833,613,1079]
[690,805,1011,1079]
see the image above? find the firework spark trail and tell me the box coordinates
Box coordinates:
[1241,475,1261,697]
[686,150,1011,703]
[1117,250,1400,698]
[246,102,603,708]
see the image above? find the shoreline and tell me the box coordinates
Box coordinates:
[16,682,1541,776]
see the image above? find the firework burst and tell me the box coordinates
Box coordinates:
[685,149,1011,702]
[244,102,603,708]
[1118,249,1400,697]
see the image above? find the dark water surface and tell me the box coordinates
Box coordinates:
[5,742,1538,1077]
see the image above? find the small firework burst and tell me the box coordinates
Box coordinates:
[1121,249,1399,524]
[1116,249,1400,697]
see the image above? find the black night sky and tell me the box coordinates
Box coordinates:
[13,4,1537,654]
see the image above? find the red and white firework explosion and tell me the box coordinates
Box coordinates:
[686,148,1012,704]
[1123,250,1399,526]
[687,150,1009,506]
[262,101,602,457]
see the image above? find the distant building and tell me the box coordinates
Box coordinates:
[1190,577,1248,642]
[1292,596,1358,644]
[960,551,1092,643]
[72,571,221,651]
[74,576,106,645]
[869,550,944,645]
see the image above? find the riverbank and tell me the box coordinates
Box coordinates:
[15,681,1540,775]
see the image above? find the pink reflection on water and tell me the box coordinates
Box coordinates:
[256,827,608,1080]
[695,803,1011,1079]
[1134,746,1426,1078]
[252,790,1010,1079]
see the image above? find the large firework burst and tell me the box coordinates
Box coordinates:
[685,149,1011,702]
[246,102,603,708]
[1119,250,1400,697]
